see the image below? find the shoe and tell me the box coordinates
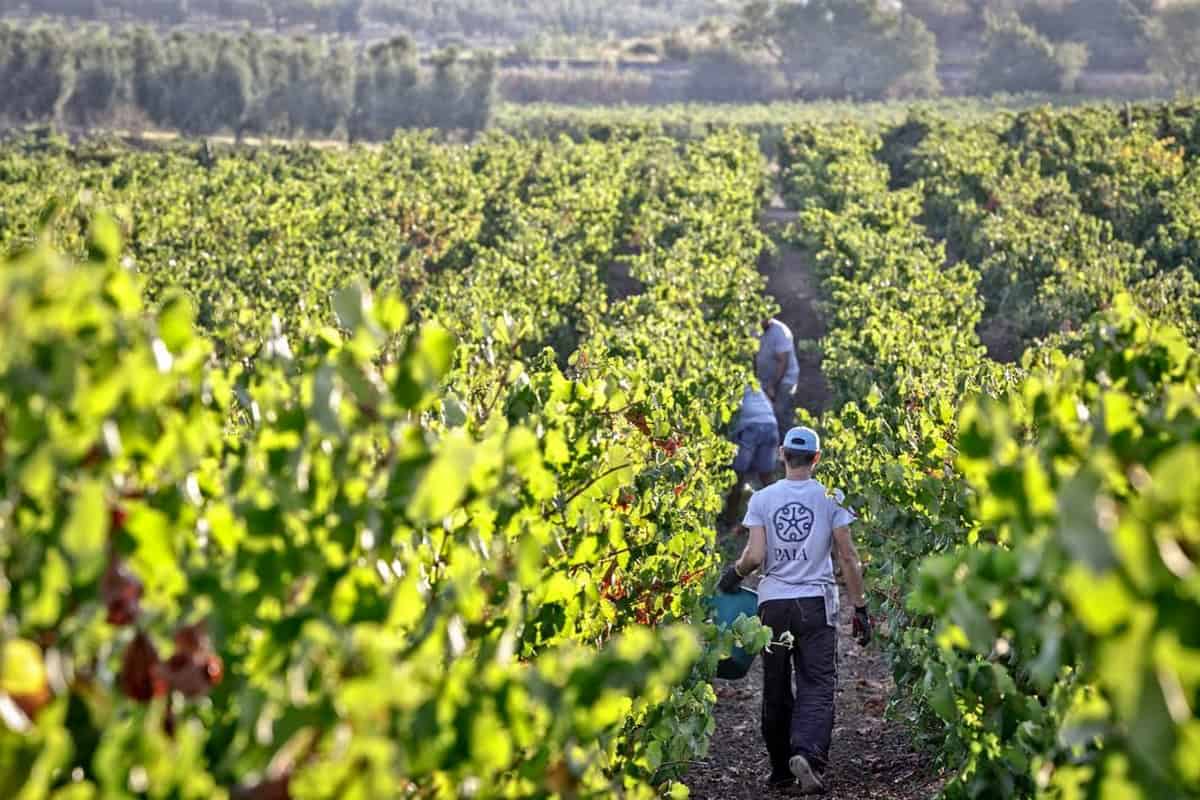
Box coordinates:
[788,754,824,794]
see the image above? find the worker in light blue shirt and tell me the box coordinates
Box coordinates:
[722,385,778,526]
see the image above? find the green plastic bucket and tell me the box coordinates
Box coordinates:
[709,586,760,680]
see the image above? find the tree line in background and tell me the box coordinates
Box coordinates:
[515,0,1193,107]
[686,0,1198,103]
[4,1,1200,137]
[0,23,495,137]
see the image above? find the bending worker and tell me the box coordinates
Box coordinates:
[719,426,872,794]
[723,383,779,525]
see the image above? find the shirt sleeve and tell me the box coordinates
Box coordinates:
[831,492,857,529]
[768,325,793,355]
[743,491,766,528]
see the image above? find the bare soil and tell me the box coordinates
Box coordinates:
[757,211,831,417]
[685,206,946,799]
[976,316,1023,364]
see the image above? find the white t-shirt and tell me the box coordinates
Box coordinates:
[743,478,856,606]
[734,386,777,432]
[756,319,801,388]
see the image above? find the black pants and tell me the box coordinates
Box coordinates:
[759,597,837,776]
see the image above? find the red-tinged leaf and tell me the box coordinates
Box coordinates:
[164,652,212,697]
[173,622,208,655]
[205,655,224,686]
[120,630,166,702]
[624,410,651,436]
[101,555,143,626]
[106,599,139,626]
[109,505,129,532]
[235,775,291,800]
[81,444,105,468]
[164,622,223,697]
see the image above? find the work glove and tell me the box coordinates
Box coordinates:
[852,605,872,647]
[718,564,744,594]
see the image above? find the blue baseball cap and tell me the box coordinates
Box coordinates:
[782,426,821,453]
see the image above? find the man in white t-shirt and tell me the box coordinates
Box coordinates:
[718,426,872,794]
[757,318,801,436]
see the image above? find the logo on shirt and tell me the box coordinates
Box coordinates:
[772,502,814,543]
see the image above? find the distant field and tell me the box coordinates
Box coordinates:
[8,94,1177,159]
[494,94,1174,151]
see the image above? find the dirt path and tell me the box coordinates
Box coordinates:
[686,591,942,799]
[756,213,831,416]
[684,207,945,799]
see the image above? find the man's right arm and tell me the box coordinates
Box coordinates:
[736,525,766,577]
[719,496,765,593]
